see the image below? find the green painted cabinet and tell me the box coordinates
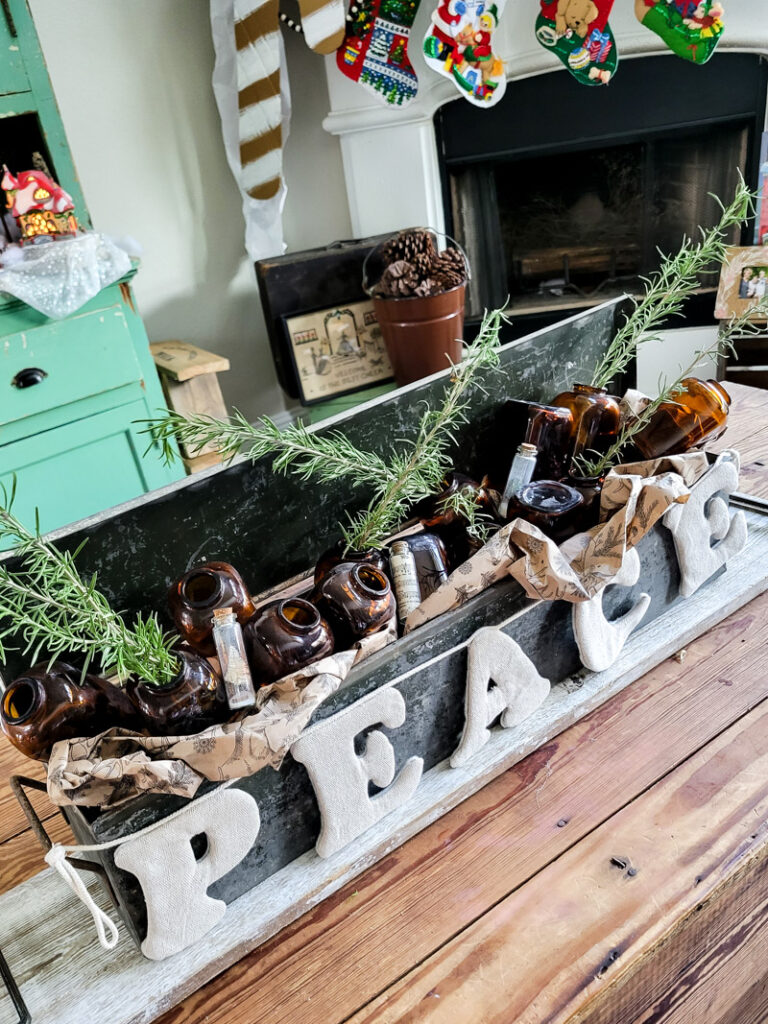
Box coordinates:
[0,0,182,547]
[0,273,183,549]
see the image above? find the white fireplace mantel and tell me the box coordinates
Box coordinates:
[323,0,768,238]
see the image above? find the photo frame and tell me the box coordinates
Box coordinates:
[281,300,394,405]
[715,246,768,321]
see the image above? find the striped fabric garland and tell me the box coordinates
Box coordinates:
[234,0,344,202]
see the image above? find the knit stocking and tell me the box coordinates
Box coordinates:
[336,0,421,106]
[535,0,618,86]
[299,0,346,53]
[634,0,724,65]
[423,0,507,107]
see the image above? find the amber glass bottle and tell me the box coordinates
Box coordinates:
[505,480,584,543]
[0,662,142,761]
[168,562,255,657]
[634,378,731,459]
[243,599,335,685]
[127,648,229,736]
[551,384,621,462]
[313,562,395,647]
[313,542,389,588]
[566,473,604,532]
[524,404,574,480]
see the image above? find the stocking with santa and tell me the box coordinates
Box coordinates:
[423,0,507,107]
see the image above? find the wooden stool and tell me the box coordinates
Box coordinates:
[150,341,230,473]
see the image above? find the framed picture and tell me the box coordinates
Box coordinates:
[715,246,768,321]
[281,300,394,404]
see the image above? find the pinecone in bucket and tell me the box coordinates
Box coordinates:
[431,248,467,291]
[380,229,436,267]
[376,259,419,297]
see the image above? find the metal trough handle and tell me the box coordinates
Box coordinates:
[0,946,30,1024]
[9,775,114,883]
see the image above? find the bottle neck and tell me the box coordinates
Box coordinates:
[573,383,606,396]
[352,564,391,598]
[1,677,44,724]
[278,599,321,634]
[707,380,731,407]
[181,568,224,610]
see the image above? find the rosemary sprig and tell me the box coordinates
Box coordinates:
[0,487,179,685]
[577,299,768,477]
[436,487,497,546]
[590,180,753,390]
[144,308,506,551]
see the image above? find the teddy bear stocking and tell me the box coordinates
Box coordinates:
[423,0,507,107]
[634,0,724,65]
[336,0,421,105]
[535,0,618,85]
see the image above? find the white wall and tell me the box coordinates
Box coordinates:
[29,0,352,422]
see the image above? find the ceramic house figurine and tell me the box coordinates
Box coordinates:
[1,166,78,243]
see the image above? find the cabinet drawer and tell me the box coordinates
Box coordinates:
[1,305,143,429]
[0,400,170,548]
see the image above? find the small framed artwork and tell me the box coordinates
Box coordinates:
[281,300,394,404]
[715,246,768,321]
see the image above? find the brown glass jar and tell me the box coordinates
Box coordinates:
[551,384,621,462]
[634,378,731,459]
[0,662,142,761]
[525,404,574,480]
[313,562,395,647]
[127,648,229,736]
[566,473,604,532]
[416,473,498,530]
[313,542,389,588]
[399,533,450,598]
[168,561,255,657]
[505,480,584,543]
[243,599,335,685]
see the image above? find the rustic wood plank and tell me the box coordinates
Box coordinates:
[0,744,54,845]
[156,595,768,1024]
[0,812,72,895]
[346,699,768,1024]
[575,855,768,1024]
[150,342,230,382]
[708,382,768,500]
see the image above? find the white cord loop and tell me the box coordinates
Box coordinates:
[44,844,120,950]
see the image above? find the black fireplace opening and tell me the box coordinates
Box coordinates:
[436,53,768,336]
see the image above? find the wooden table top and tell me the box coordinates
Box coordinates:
[1,382,767,1024]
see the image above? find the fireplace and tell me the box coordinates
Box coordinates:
[435,53,768,331]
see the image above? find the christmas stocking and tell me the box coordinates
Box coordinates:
[423,0,507,108]
[535,0,618,86]
[336,0,421,106]
[634,0,724,65]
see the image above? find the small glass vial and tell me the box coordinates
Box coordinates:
[212,607,257,711]
[499,443,538,517]
[389,540,422,623]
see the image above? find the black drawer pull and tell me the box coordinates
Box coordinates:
[12,367,47,389]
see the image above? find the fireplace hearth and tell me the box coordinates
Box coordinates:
[436,53,768,330]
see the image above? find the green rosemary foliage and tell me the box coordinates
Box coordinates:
[577,299,768,477]
[590,180,753,391]
[437,487,497,546]
[144,307,506,551]
[341,308,504,549]
[0,489,179,685]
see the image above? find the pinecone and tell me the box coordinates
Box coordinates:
[411,250,434,280]
[414,277,441,298]
[380,229,436,267]
[431,247,467,282]
[377,259,419,297]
